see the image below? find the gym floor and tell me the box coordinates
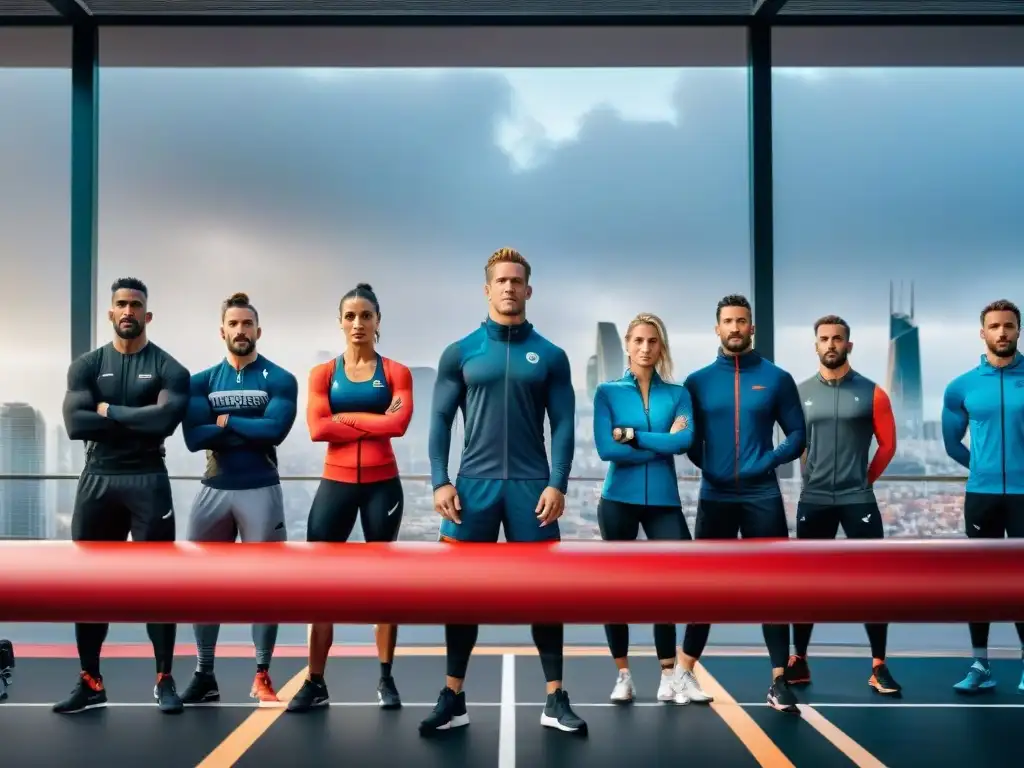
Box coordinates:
[1,644,1020,767]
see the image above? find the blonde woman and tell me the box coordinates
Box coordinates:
[592,313,696,705]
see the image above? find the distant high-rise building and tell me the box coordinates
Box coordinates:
[0,403,47,539]
[886,281,925,440]
[586,322,624,399]
[54,426,84,539]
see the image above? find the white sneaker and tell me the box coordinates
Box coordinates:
[657,670,678,702]
[610,669,636,702]
[674,668,714,704]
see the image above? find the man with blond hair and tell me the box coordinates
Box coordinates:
[422,247,586,737]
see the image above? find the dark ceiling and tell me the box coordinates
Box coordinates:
[2,0,1023,24]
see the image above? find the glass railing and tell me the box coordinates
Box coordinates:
[0,473,969,542]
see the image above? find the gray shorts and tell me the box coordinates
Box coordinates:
[187,484,287,543]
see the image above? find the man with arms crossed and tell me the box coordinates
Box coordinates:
[679,294,806,713]
[421,247,586,736]
[179,292,298,705]
[785,315,901,695]
[943,299,1024,694]
[58,277,190,714]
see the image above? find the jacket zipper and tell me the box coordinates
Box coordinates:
[832,381,839,503]
[1000,368,1006,494]
[734,356,740,487]
[503,339,511,480]
[634,376,651,506]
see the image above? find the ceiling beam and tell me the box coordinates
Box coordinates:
[43,0,91,24]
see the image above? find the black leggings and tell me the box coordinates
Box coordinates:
[306,477,404,542]
[792,500,888,659]
[681,497,791,670]
[963,493,1024,650]
[71,472,177,678]
[598,498,691,662]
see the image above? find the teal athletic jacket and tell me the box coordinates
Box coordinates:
[428,318,575,493]
[183,355,298,490]
[684,350,806,501]
[593,370,694,508]
[942,351,1024,495]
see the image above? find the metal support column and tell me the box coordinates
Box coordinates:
[747,21,774,362]
[70,21,98,361]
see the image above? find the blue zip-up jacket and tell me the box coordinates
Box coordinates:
[684,350,806,501]
[942,352,1024,495]
[428,318,575,493]
[593,370,694,507]
[183,354,298,490]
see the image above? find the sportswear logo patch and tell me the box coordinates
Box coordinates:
[804,399,813,406]
[526,352,539,364]
[263,369,269,378]
[861,515,870,523]
[386,501,400,517]
[162,509,173,520]
[138,374,152,379]
[209,390,270,409]
[752,384,766,390]
[99,373,113,378]
[372,380,385,387]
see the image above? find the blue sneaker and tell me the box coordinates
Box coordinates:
[953,661,996,694]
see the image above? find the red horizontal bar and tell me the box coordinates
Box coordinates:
[1,540,1021,624]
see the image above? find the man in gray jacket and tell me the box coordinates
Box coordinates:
[785,315,902,696]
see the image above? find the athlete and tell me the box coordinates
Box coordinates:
[421,247,586,736]
[288,283,414,713]
[593,313,695,704]
[57,277,190,715]
[178,292,298,706]
[942,299,1024,695]
[678,294,806,713]
[0,639,14,702]
[784,315,901,695]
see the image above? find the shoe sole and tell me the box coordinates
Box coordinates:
[540,713,588,734]
[287,698,329,712]
[54,701,108,714]
[419,713,470,735]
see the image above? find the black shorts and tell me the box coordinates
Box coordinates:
[306,476,404,543]
[71,470,176,543]
[795,500,884,540]
[964,492,1024,538]
[694,496,789,540]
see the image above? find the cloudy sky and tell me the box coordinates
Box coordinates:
[1,64,1023,433]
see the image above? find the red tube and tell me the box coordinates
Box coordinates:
[1,540,1022,624]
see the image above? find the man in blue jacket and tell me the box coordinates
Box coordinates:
[942,299,1024,695]
[423,248,586,737]
[178,292,298,706]
[677,294,806,714]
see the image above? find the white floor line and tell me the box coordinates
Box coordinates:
[499,654,516,768]
[4,700,1023,710]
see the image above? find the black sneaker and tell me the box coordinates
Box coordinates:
[154,674,183,714]
[869,663,902,696]
[418,687,469,735]
[180,671,220,704]
[540,689,587,734]
[53,672,108,714]
[783,655,811,686]
[377,675,402,709]
[286,678,329,712]
[767,676,800,713]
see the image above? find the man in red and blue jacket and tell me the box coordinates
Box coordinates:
[674,294,807,715]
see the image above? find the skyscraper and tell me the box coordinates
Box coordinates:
[54,425,85,540]
[886,281,925,440]
[0,403,47,539]
[586,322,624,399]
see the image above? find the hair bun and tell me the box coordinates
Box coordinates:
[228,292,250,304]
[356,283,374,293]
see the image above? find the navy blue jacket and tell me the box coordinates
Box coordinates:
[183,355,298,490]
[593,371,693,507]
[684,350,806,501]
[428,318,575,492]
[942,352,1024,495]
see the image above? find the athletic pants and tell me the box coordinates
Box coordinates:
[597,497,691,661]
[681,496,790,670]
[71,471,177,677]
[187,483,288,670]
[963,492,1024,650]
